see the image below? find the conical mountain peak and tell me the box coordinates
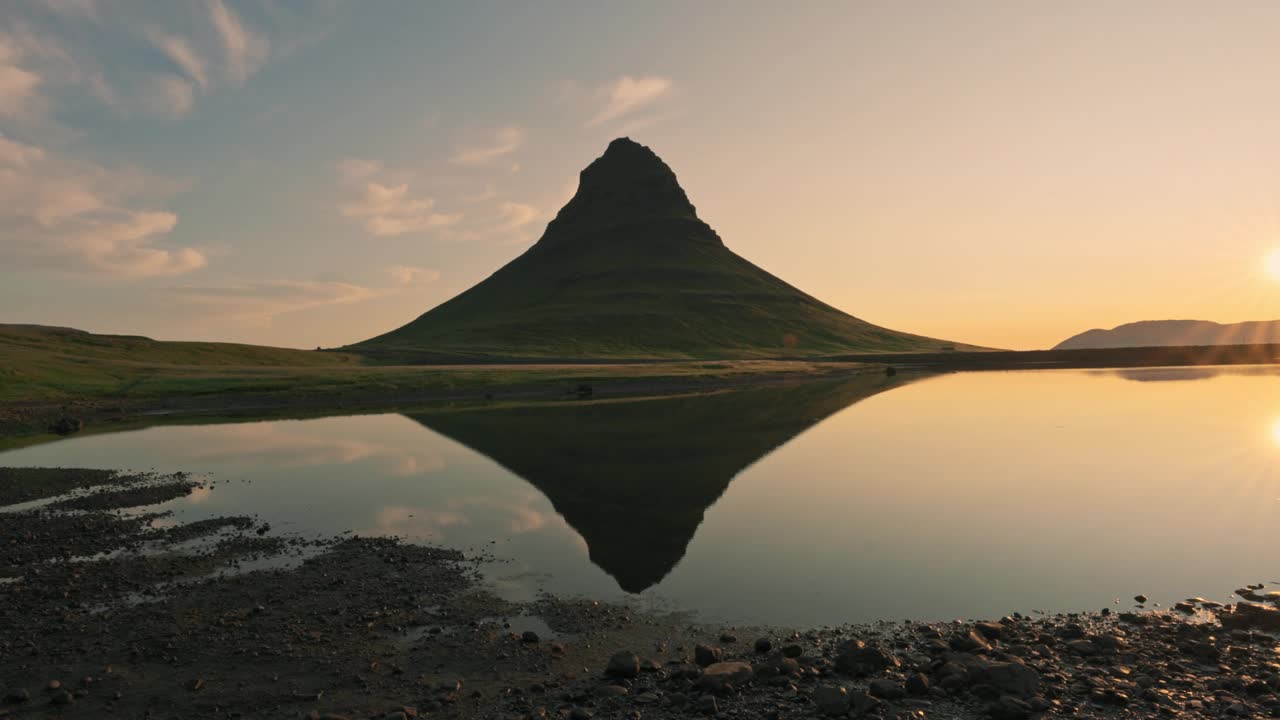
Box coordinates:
[540,138,705,245]
[351,138,975,360]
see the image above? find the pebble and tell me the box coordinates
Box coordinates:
[812,684,849,715]
[606,651,640,679]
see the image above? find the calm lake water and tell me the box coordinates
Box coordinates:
[4,366,1279,627]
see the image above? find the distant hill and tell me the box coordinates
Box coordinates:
[349,138,978,361]
[1054,319,1280,350]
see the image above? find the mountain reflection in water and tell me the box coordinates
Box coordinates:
[407,373,907,592]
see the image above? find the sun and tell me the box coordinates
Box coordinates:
[1265,249,1280,281]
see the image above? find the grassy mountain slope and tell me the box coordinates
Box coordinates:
[351,138,978,361]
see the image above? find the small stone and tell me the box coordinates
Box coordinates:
[813,685,850,716]
[521,630,540,643]
[569,708,593,720]
[46,680,61,692]
[905,672,930,695]
[595,684,628,698]
[606,651,640,679]
[189,678,205,691]
[634,691,659,704]
[4,688,30,704]
[781,644,803,658]
[754,638,773,654]
[1065,638,1097,655]
[1134,594,1148,604]
[699,661,753,691]
[50,690,73,706]
[695,644,723,667]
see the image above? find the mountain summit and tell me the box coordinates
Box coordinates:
[351,138,971,360]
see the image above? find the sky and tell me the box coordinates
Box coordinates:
[5,1,1280,351]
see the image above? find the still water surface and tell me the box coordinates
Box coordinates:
[3,367,1279,626]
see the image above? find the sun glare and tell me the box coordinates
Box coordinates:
[1265,249,1280,281]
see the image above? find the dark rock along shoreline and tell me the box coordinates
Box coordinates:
[2,468,1280,720]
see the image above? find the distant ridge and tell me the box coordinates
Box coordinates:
[349,138,978,361]
[1054,319,1280,350]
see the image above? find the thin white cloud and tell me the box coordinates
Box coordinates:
[336,158,382,184]
[497,201,539,230]
[0,134,204,277]
[449,126,525,166]
[142,73,195,119]
[208,0,270,87]
[385,264,441,286]
[36,0,97,19]
[340,181,462,237]
[144,27,209,89]
[169,279,379,327]
[586,75,672,127]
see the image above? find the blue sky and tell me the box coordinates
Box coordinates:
[5,1,1280,349]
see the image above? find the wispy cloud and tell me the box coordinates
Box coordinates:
[497,201,539,230]
[0,134,205,277]
[36,0,97,20]
[142,73,196,119]
[449,126,525,166]
[144,26,209,90]
[586,75,672,127]
[385,264,441,286]
[168,279,379,327]
[340,181,461,237]
[208,0,269,86]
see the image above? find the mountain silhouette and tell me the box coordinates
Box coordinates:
[406,374,908,592]
[1055,319,1280,349]
[352,138,971,360]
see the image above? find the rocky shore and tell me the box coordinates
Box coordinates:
[2,467,1279,720]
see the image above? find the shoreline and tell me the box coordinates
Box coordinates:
[0,362,878,443]
[2,468,1279,719]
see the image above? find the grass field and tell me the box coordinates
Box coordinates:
[0,324,867,408]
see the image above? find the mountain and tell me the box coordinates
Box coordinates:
[1054,319,1280,350]
[407,373,910,592]
[350,138,975,361]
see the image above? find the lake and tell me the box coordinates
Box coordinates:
[3,366,1278,627]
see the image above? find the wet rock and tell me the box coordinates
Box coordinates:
[988,694,1033,720]
[754,638,772,654]
[868,678,905,700]
[606,651,640,679]
[968,659,1041,698]
[952,630,992,652]
[905,672,931,695]
[695,644,723,667]
[1064,638,1096,655]
[974,621,1005,640]
[1221,602,1280,631]
[521,630,540,643]
[595,684,628,698]
[834,639,900,675]
[812,685,849,716]
[699,661,753,691]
